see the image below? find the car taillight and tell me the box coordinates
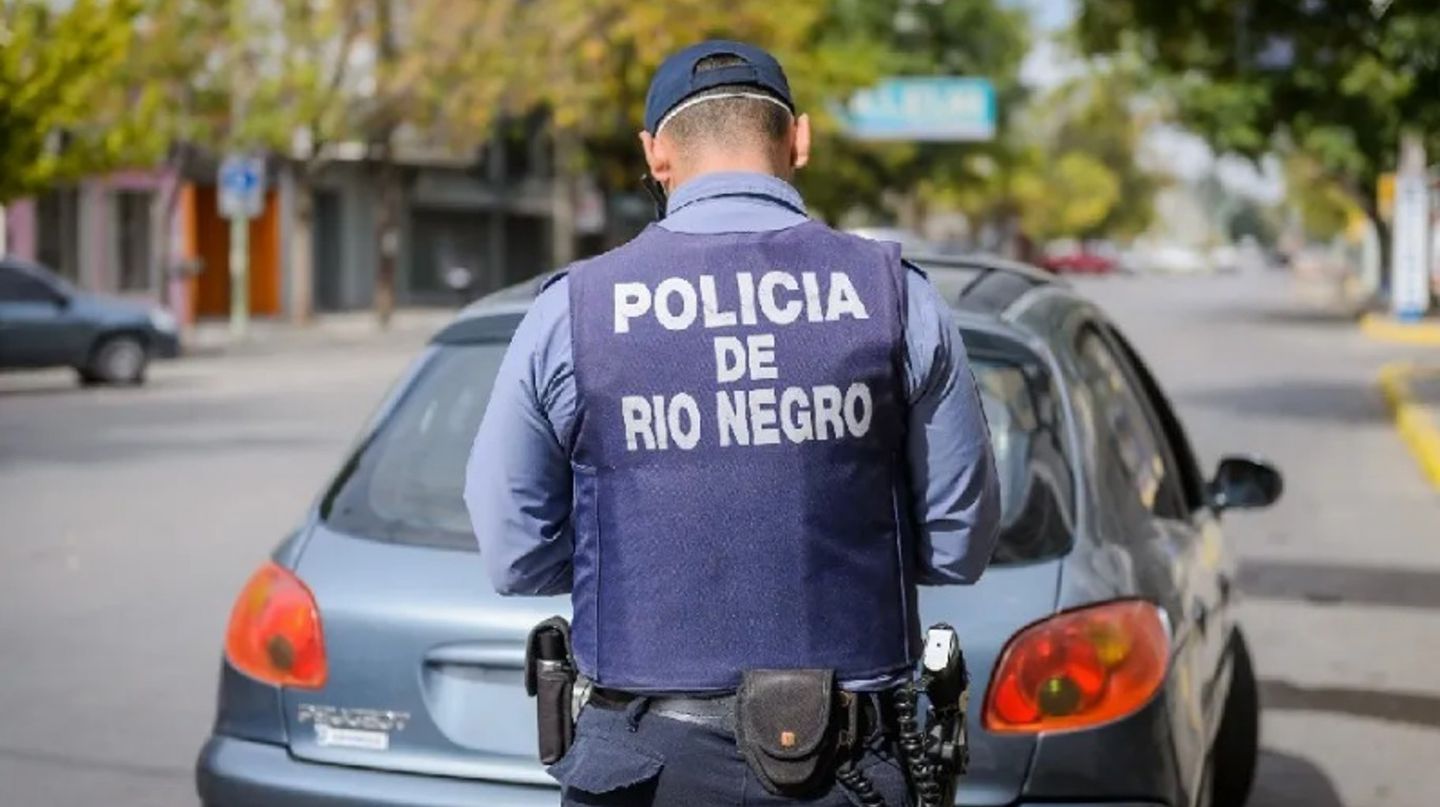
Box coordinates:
[224,562,327,689]
[984,600,1168,734]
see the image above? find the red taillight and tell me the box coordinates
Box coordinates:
[224,562,327,689]
[984,600,1168,734]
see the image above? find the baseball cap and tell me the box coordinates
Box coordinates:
[644,40,795,134]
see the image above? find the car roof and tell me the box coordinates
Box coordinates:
[907,252,1065,315]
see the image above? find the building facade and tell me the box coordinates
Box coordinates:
[2,142,648,323]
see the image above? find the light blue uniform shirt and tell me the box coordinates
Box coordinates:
[465,172,1002,688]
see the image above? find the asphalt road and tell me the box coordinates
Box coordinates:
[1,269,1437,806]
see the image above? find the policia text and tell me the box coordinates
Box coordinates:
[612,270,877,453]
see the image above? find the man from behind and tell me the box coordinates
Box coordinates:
[467,40,1001,806]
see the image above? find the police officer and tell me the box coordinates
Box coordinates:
[466,40,1001,807]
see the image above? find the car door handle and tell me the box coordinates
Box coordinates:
[424,642,526,670]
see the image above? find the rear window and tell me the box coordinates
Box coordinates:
[320,336,1075,562]
[320,344,507,549]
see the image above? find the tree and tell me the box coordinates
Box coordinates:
[133,0,429,325]
[0,0,164,202]
[251,0,366,323]
[1075,0,1440,228]
[429,0,1029,250]
[469,0,836,264]
[796,0,1033,226]
[1044,59,1164,239]
[927,55,1164,248]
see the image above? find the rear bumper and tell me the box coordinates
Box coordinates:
[197,734,1168,807]
[196,735,559,807]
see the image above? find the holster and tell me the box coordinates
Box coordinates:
[524,616,576,765]
[735,669,856,797]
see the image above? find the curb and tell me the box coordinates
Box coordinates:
[1377,363,1440,492]
[1360,313,1440,346]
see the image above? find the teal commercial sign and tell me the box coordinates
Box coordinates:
[839,77,997,142]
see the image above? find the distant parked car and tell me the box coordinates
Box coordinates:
[0,258,180,385]
[1041,251,1117,275]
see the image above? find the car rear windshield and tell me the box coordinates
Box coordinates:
[320,335,1075,562]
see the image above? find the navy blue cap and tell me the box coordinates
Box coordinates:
[644,40,795,134]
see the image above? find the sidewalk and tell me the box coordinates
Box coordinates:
[1379,363,1440,492]
[183,308,459,358]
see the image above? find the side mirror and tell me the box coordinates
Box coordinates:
[1208,456,1283,511]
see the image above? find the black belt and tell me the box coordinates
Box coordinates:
[588,685,897,738]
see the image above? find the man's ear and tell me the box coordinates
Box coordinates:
[791,113,812,171]
[640,130,673,186]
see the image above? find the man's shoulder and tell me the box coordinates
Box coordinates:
[561,227,662,273]
[801,222,905,259]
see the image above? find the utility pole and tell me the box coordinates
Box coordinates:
[1391,132,1432,319]
[225,0,254,339]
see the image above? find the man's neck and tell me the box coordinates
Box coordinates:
[668,158,790,195]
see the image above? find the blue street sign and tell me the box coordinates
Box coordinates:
[218,155,266,220]
[839,77,997,142]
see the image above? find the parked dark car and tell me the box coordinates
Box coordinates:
[0,258,179,385]
[196,255,1280,807]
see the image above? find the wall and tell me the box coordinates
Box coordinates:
[4,201,37,260]
[190,186,283,318]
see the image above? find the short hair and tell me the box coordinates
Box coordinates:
[660,54,793,151]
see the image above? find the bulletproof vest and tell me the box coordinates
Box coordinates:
[567,220,916,692]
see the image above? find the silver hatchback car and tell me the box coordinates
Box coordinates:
[196,255,1280,807]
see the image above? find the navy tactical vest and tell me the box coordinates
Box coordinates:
[567,220,916,692]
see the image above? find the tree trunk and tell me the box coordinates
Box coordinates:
[371,0,400,329]
[289,164,316,324]
[373,155,400,329]
[152,147,192,322]
[551,130,578,269]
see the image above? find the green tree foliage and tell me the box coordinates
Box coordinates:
[0,0,165,202]
[1075,0,1440,218]
[797,0,1032,223]
[428,0,1029,227]
[1283,150,1362,240]
[1045,62,1162,238]
[940,58,1163,244]
[1012,150,1119,241]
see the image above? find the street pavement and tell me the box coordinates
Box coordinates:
[0,335,425,806]
[1,269,1437,806]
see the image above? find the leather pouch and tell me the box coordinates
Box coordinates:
[735,669,839,796]
[524,616,576,765]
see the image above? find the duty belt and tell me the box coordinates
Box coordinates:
[586,684,896,738]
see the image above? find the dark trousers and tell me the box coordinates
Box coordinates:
[550,699,912,807]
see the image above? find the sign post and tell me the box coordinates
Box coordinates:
[218,155,265,338]
[1391,134,1431,320]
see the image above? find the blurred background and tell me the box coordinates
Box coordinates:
[3,0,1435,323]
[3,1,1440,806]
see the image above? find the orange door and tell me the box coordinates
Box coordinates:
[192,187,282,318]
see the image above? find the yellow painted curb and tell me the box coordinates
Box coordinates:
[1361,314,1440,346]
[1377,363,1440,492]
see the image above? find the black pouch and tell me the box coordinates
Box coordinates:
[735,669,843,796]
[524,616,576,765]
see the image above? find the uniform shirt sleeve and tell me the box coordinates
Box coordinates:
[464,279,578,596]
[903,270,1003,585]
